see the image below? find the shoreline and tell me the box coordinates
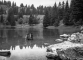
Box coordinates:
[0,24,81,30]
[46,30,83,60]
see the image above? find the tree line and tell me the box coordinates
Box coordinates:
[0,0,83,27]
[0,0,46,15]
[0,0,45,26]
[43,0,83,27]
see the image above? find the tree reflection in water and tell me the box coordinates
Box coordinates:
[0,27,60,60]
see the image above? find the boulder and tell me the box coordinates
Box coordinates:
[56,39,63,42]
[43,43,50,46]
[60,34,70,41]
[46,41,83,60]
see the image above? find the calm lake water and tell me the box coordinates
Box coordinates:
[0,26,80,60]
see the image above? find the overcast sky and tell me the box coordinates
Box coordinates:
[5,0,71,7]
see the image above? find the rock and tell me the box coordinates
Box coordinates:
[43,43,50,46]
[46,52,57,59]
[56,39,63,42]
[67,32,83,43]
[60,34,70,41]
[60,34,70,37]
[80,26,83,30]
[46,41,83,60]
[73,47,83,56]
[81,31,83,34]
[46,31,83,60]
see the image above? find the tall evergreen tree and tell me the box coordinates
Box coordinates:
[0,15,3,23]
[28,14,34,25]
[25,4,27,7]
[26,7,31,15]
[31,4,36,14]
[7,8,15,26]
[18,11,23,18]
[4,0,7,5]
[12,2,15,7]
[37,5,44,15]
[62,1,65,19]
[43,9,50,27]
[14,2,16,6]
[13,7,18,15]
[63,0,71,25]
[0,7,4,14]
[0,1,3,5]
[57,2,63,20]
[70,0,83,25]
[51,2,58,26]
[20,3,24,7]
[7,1,11,7]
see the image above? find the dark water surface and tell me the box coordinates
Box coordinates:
[0,27,80,60]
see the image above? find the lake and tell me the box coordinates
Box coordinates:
[0,26,80,60]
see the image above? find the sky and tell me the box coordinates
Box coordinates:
[4,0,71,7]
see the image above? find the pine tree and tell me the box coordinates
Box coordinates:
[51,2,58,26]
[28,14,34,25]
[0,7,4,14]
[25,4,27,7]
[4,0,7,5]
[0,0,3,5]
[0,15,3,23]
[20,3,24,7]
[7,8,15,26]
[14,2,16,6]
[57,2,63,20]
[12,2,15,7]
[18,11,23,18]
[37,5,44,15]
[63,0,71,25]
[43,9,50,27]
[26,7,31,15]
[13,7,18,15]
[70,0,83,25]
[31,4,36,14]
[62,1,65,19]
[6,1,11,7]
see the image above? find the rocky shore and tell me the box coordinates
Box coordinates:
[46,30,83,60]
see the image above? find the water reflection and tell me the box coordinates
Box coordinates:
[0,26,80,60]
[0,28,59,49]
[0,45,47,60]
[0,27,60,60]
[10,45,46,58]
[43,29,59,39]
